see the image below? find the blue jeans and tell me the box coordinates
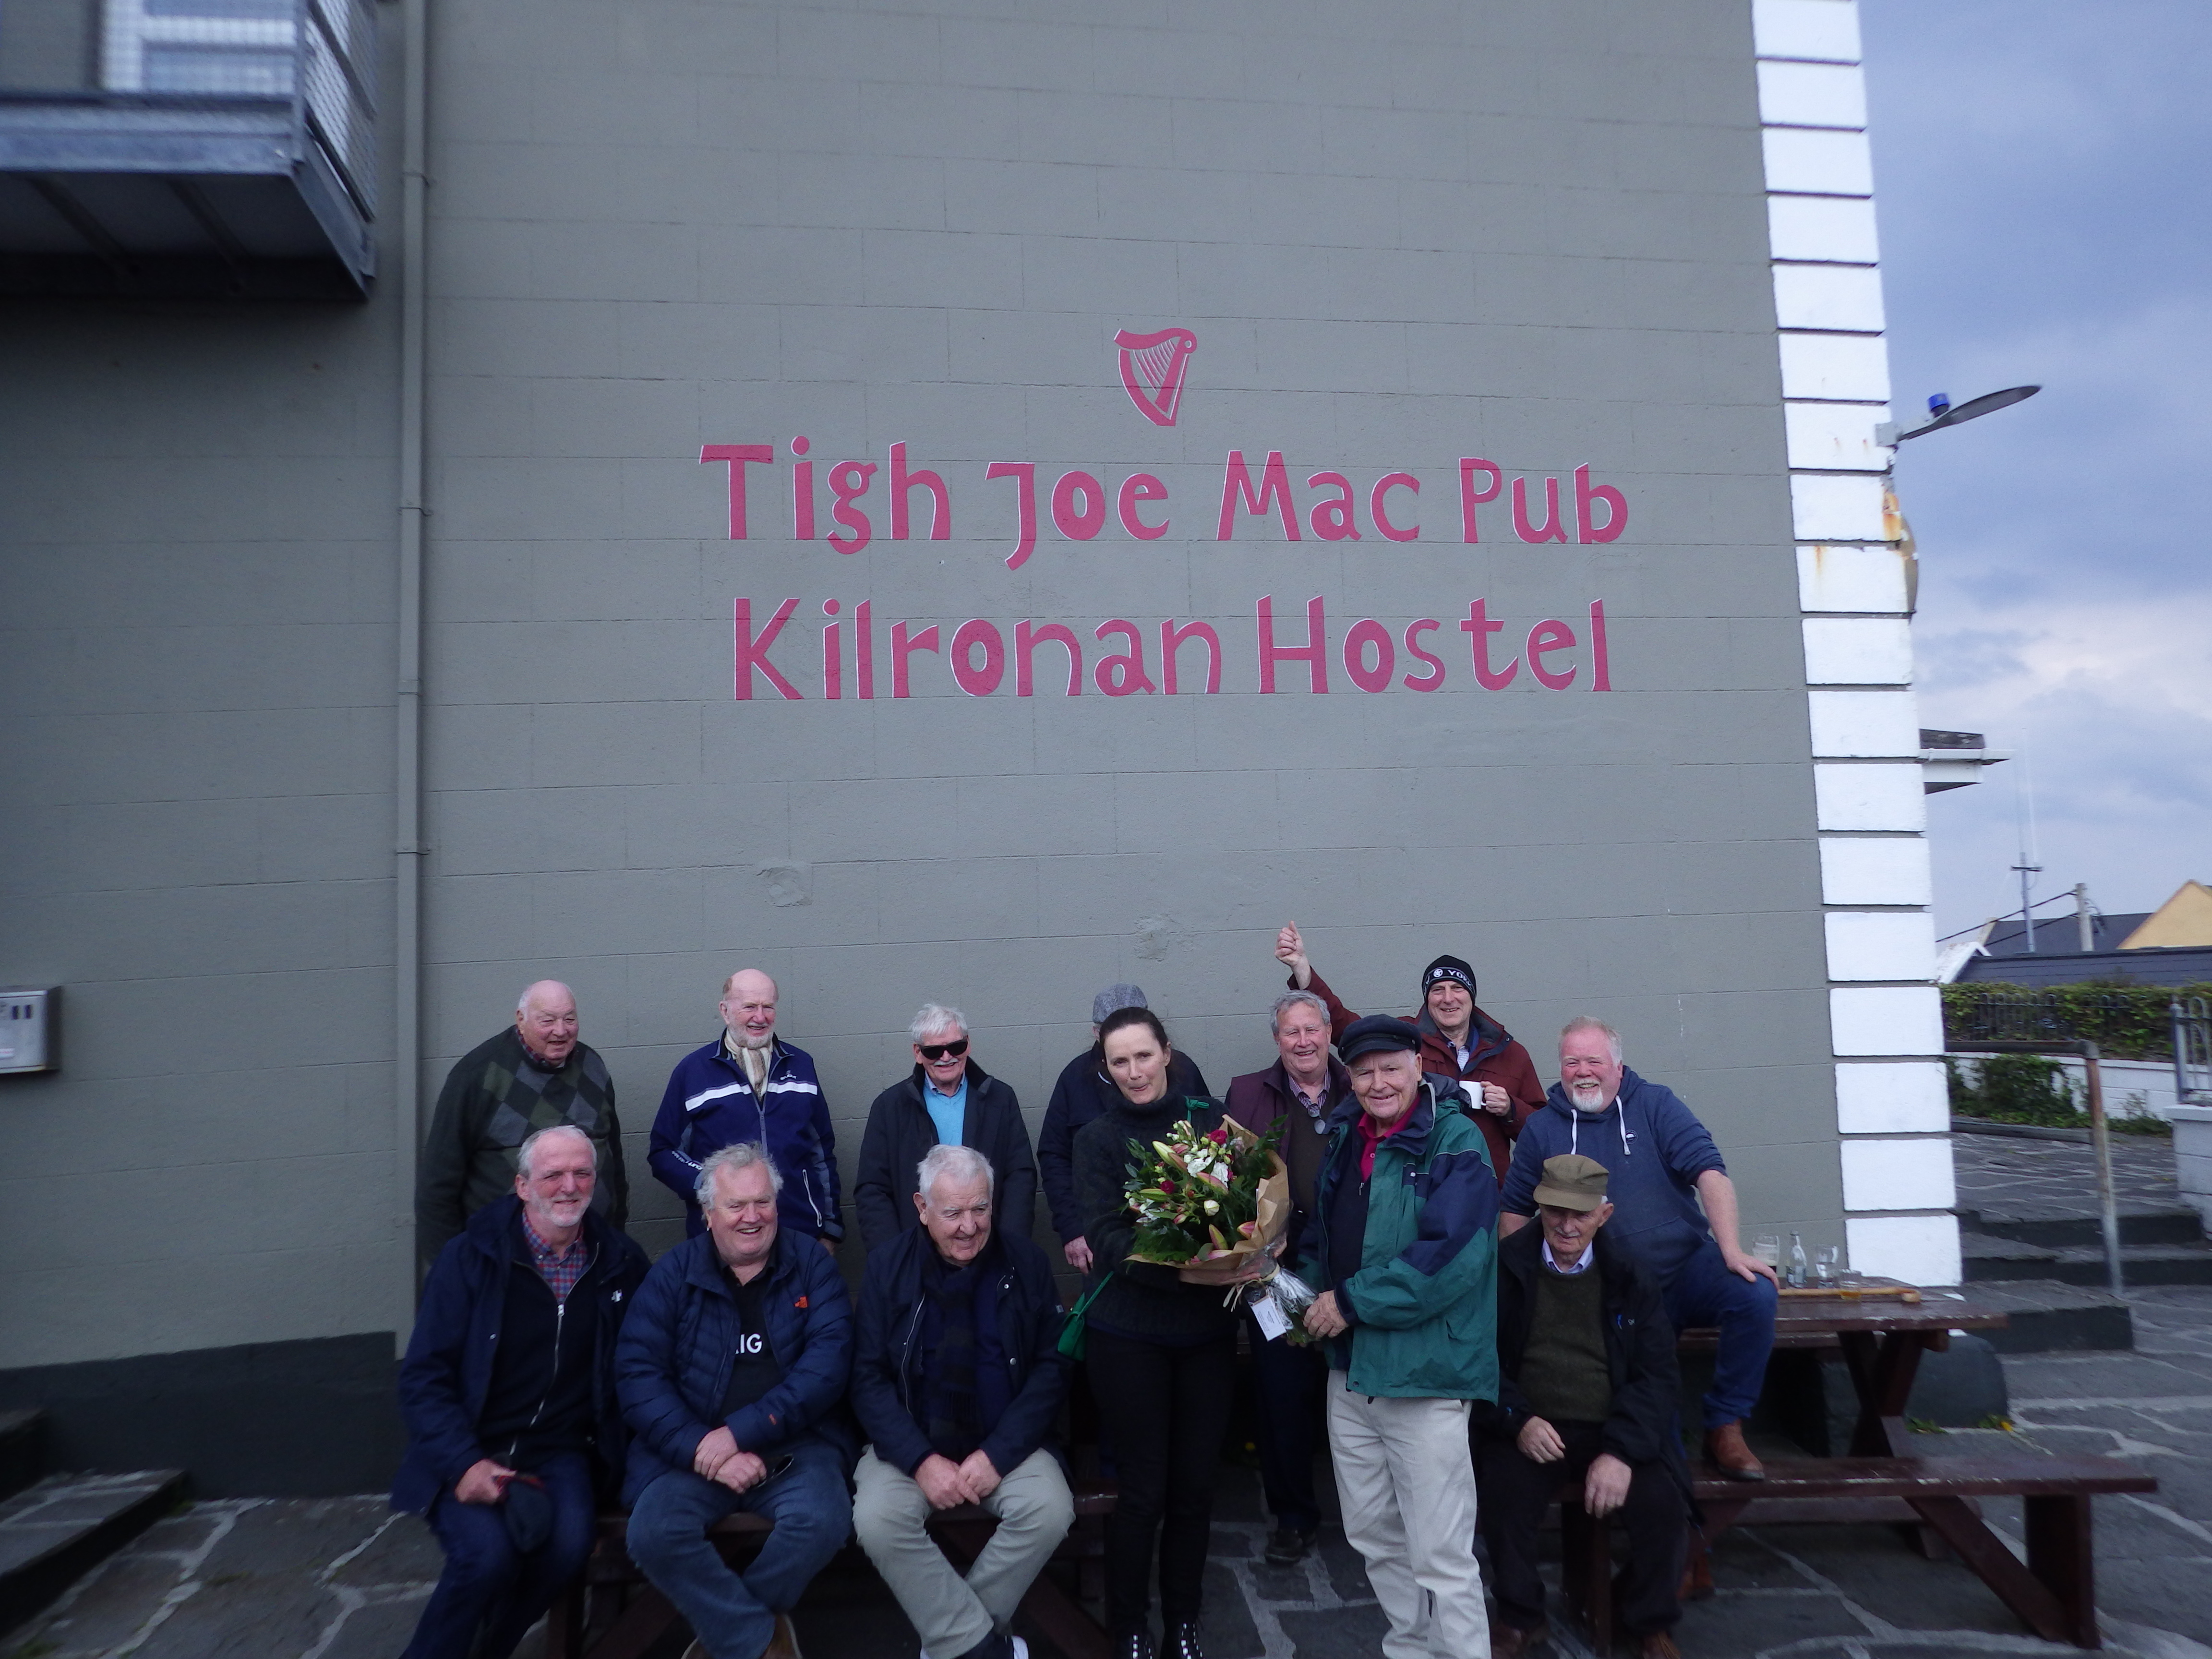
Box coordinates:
[626,1442,851,1659]
[403,1451,596,1659]
[1662,1238,1779,1429]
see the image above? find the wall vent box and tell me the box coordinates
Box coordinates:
[0,988,57,1075]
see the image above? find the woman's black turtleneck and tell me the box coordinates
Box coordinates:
[1072,1088,1240,1346]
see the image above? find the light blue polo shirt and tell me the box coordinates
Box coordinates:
[925,1076,968,1150]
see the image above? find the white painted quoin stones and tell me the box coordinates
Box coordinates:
[1757,0,1959,1283]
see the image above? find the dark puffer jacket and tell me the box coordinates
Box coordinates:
[614,1228,857,1504]
[393,1196,649,1513]
[850,1224,1066,1476]
[853,1059,1039,1250]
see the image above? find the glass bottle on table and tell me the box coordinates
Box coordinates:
[1787,1231,1808,1289]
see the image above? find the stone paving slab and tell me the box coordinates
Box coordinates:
[1955,1128,2188,1224]
[10,1289,2212,1659]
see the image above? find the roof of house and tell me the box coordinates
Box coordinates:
[1955,945,2212,990]
[2120,880,2212,950]
[1981,912,2152,957]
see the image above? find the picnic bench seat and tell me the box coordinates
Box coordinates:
[544,1484,1118,1659]
[1559,1451,2156,1652]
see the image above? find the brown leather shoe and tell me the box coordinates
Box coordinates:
[1638,1634,1682,1659]
[1703,1419,1765,1481]
[1490,1621,1548,1658]
[1678,1548,1715,1602]
[763,1612,805,1659]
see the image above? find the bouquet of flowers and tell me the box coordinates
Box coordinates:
[1122,1116,1318,1341]
[1124,1116,1286,1265]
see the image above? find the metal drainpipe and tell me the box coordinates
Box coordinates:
[393,0,430,1351]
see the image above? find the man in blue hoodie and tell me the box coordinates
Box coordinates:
[1500,1017,1778,1482]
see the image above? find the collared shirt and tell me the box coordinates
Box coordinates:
[518,1035,565,1073]
[1288,1073,1334,1131]
[1356,1107,1411,1181]
[925,1075,968,1150]
[522,1213,588,1304]
[1542,1238,1595,1275]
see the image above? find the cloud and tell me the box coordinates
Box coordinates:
[1916,589,2212,929]
[1861,2,2212,931]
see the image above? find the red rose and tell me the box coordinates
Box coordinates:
[1209,1127,1228,1144]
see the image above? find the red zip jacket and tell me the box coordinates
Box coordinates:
[1297,966,1545,1184]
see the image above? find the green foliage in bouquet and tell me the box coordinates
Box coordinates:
[1124,1117,1286,1265]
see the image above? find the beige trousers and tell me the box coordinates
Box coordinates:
[1325,1370,1491,1659]
[852,1445,1074,1658]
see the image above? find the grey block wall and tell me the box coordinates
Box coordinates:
[1,0,1843,1401]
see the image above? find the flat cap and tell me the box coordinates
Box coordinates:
[1092,983,1148,1024]
[1338,1013,1422,1064]
[1532,1154,1610,1213]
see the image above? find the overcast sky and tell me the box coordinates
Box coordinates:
[1858,2,2211,939]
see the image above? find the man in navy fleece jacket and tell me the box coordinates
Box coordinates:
[1500,1017,1779,1483]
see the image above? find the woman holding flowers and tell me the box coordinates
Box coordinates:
[1072,1005,1269,1659]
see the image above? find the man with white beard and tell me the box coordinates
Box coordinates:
[1499,1018,1778,1486]
[393,1126,650,1659]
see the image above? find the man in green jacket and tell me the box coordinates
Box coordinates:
[1299,1015,1498,1659]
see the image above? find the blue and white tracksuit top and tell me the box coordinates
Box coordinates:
[647,1035,844,1241]
[1499,1068,1725,1284]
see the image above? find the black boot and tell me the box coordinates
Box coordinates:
[1166,1620,1205,1659]
[1115,1632,1156,1659]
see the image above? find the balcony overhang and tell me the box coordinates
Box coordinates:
[0,93,370,297]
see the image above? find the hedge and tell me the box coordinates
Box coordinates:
[1942,980,2212,1063]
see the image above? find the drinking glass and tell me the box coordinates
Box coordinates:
[1814,1245,1841,1287]
[1752,1234,1783,1272]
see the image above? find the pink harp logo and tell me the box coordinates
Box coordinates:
[1114,327,1198,427]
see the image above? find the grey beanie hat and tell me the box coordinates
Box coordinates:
[1092,983,1148,1024]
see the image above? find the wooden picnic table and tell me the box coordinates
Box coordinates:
[1681,1273,2011,1456]
[1659,1276,2154,1649]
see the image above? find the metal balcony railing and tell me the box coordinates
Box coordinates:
[0,0,376,297]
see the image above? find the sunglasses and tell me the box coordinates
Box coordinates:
[918,1038,970,1062]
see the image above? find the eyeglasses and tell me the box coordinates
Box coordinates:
[918,1038,970,1062]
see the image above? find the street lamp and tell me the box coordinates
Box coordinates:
[1875,384,2040,447]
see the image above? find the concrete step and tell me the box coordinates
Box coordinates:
[1960,1279,2135,1352]
[0,1413,43,1505]
[1961,1231,2212,1287]
[0,1469,186,1635]
[1961,1205,2206,1249]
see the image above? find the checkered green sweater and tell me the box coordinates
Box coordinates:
[416,1026,627,1262]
